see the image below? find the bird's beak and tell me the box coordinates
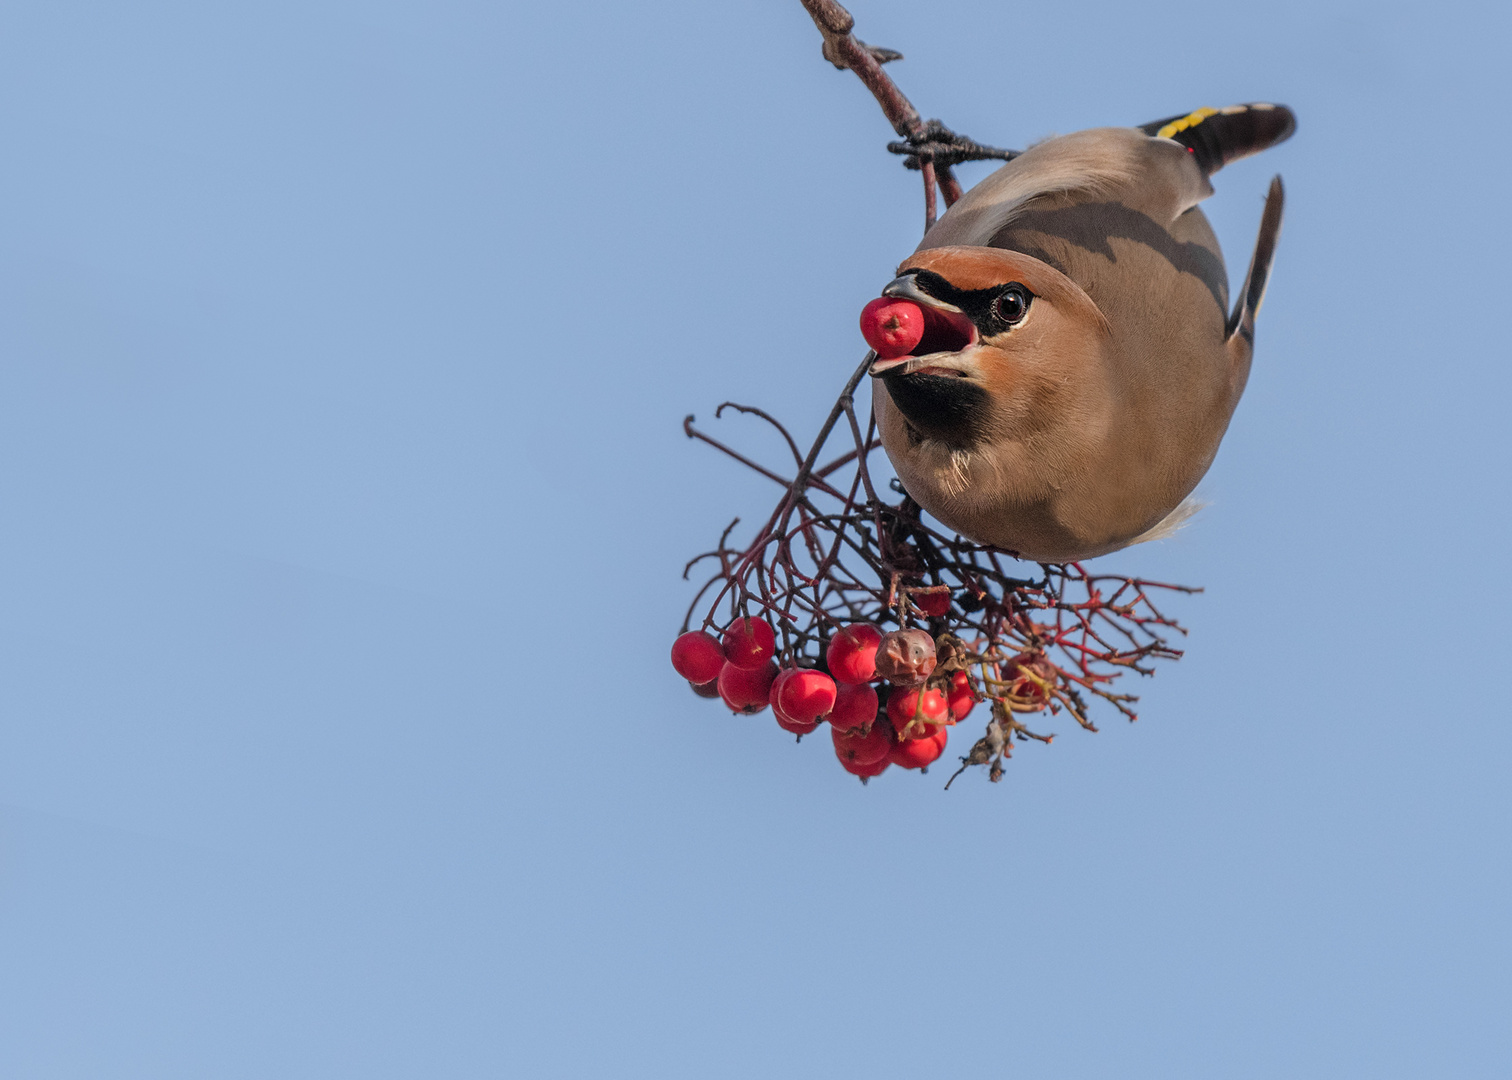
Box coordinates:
[869,275,977,377]
[880,274,963,313]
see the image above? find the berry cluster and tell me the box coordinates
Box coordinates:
[673,618,978,780]
[679,362,1194,788]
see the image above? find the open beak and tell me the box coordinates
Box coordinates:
[869,274,977,376]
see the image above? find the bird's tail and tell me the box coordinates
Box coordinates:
[1139,103,1296,176]
[1227,175,1286,344]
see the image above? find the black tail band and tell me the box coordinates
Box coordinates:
[1139,103,1297,176]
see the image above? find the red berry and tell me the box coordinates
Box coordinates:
[671,630,725,685]
[690,678,721,700]
[769,668,795,711]
[913,590,951,618]
[859,297,925,359]
[886,685,949,739]
[769,670,818,735]
[774,671,822,732]
[774,669,837,723]
[826,623,882,684]
[718,660,778,714]
[774,712,819,736]
[874,629,937,686]
[832,715,893,768]
[828,681,879,731]
[889,728,947,770]
[839,753,890,779]
[721,617,776,670]
[1004,652,1055,710]
[948,670,976,721]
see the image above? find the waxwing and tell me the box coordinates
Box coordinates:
[864,103,1295,563]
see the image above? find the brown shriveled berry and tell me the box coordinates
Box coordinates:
[873,629,937,686]
[933,633,968,671]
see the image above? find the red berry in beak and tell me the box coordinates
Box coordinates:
[859,297,925,359]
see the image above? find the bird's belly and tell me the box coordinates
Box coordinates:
[896,439,1193,563]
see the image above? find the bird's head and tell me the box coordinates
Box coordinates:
[866,246,1111,452]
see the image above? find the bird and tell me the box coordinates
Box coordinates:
[863,103,1295,563]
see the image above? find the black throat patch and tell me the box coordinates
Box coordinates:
[880,373,990,449]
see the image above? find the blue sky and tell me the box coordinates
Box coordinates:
[0,0,1508,1076]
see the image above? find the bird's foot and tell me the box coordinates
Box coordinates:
[887,119,1018,171]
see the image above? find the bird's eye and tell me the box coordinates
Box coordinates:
[993,285,1030,326]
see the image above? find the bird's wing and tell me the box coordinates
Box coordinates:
[916,127,1193,252]
[919,105,1296,256]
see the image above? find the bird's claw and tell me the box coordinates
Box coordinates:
[887,119,1019,171]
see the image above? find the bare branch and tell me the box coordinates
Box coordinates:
[799,0,1018,224]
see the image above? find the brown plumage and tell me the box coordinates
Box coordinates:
[869,104,1294,562]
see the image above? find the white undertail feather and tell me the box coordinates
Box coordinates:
[1129,497,1206,546]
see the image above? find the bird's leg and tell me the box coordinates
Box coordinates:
[892,121,1019,223]
[921,160,939,230]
